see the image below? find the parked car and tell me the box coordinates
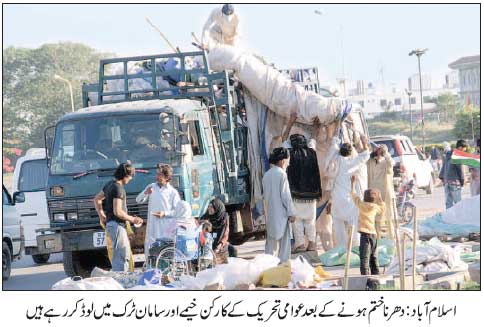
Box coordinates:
[12,148,52,264]
[371,135,434,194]
[3,185,25,280]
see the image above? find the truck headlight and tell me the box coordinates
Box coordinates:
[67,212,78,221]
[53,213,65,221]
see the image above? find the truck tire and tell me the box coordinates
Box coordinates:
[32,254,50,264]
[2,241,12,281]
[63,250,110,278]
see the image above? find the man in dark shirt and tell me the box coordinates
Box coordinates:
[94,163,143,271]
[439,140,467,209]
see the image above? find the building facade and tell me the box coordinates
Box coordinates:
[449,55,480,108]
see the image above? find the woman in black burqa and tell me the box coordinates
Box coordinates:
[203,198,237,257]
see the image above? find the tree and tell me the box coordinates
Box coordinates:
[453,106,480,141]
[2,43,113,171]
[436,92,459,122]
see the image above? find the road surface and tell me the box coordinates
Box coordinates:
[2,184,472,290]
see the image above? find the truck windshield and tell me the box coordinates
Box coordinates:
[50,113,180,175]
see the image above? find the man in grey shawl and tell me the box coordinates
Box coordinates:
[262,147,296,263]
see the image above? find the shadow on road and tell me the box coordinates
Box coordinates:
[3,270,66,291]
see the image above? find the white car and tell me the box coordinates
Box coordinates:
[371,135,434,194]
[3,185,24,280]
[12,148,52,264]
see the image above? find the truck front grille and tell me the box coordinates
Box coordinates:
[48,195,149,221]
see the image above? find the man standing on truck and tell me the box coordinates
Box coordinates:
[136,163,181,260]
[93,163,143,272]
[262,147,296,263]
[201,4,239,50]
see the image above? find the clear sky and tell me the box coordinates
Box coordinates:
[3,3,480,88]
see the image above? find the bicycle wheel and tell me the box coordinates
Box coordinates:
[400,203,416,225]
[155,247,189,281]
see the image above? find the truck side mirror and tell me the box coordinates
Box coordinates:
[13,191,25,204]
[44,125,55,166]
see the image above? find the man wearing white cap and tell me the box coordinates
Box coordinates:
[201,4,239,50]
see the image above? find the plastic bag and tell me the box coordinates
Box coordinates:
[138,269,163,286]
[247,254,280,282]
[290,256,316,285]
[52,277,124,290]
[319,246,360,267]
[178,268,224,290]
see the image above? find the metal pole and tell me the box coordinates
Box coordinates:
[392,198,405,290]
[343,224,354,291]
[68,83,74,112]
[408,92,413,141]
[417,55,425,149]
[412,214,417,290]
[54,75,75,112]
[470,110,475,143]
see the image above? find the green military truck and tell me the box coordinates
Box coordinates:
[36,51,368,277]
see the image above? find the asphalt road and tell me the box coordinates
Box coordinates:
[2,184,473,291]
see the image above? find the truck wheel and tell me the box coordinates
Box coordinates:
[32,254,50,264]
[63,250,110,278]
[2,241,12,281]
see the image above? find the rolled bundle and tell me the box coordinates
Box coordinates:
[208,45,344,125]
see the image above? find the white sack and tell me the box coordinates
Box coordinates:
[290,256,316,285]
[177,254,280,290]
[386,237,468,275]
[208,45,345,124]
[441,195,480,226]
[52,277,124,290]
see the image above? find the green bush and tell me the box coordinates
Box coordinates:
[453,108,480,141]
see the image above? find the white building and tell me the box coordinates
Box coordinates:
[448,55,480,108]
[444,70,459,89]
[347,85,458,120]
[408,73,432,91]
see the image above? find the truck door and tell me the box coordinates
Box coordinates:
[186,119,214,217]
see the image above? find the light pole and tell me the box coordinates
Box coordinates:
[314,10,347,96]
[54,74,75,112]
[405,88,413,141]
[409,48,428,149]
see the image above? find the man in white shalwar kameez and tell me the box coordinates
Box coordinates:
[136,164,180,260]
[330,135,370,248]
[262,147,296,263]
[201,4,239,51]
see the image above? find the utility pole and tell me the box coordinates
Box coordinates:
[54,74,74,112]
[409,48,428,149]
[406,88,413,141]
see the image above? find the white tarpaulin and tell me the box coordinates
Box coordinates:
[208,45,345,124]
[441,195,480,226]
[386,237,468,275]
